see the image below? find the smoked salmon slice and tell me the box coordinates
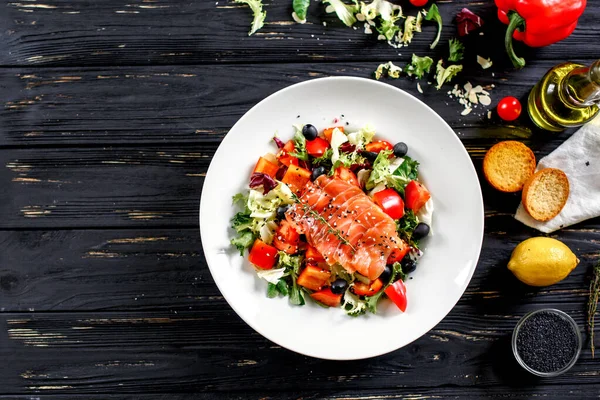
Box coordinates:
[286,175,407,280]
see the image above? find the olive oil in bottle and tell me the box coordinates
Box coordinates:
[528,60,600,132]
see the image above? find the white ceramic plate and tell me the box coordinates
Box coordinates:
[200,77,484,360]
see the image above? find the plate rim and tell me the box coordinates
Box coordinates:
[199,76,485,360]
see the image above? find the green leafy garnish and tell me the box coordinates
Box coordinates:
[374,61,403,80]
[405,54,433,79]
[435,59,463,90]
[385,156,419,195]
[267,282,279,298]
[401,14,422,45]
[322,0,358,27]
[397,209,419,248]
[342,289,366,317]
[424,4,442,49]
[293,0,310,22]
[377,17,402,42]
[234,0,266,36]
[290,126,309,161]
[230,193,256,255]
[448,38,465,62]
[290,279,306,305]
[365,149,393,190]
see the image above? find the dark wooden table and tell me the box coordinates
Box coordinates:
[1,0,599,398]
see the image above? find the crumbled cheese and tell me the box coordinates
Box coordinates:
[417,82,423,93]
[477,55,493,69]
[447,81,494,116]
[487,110,492,119]
[323,21,327,26]
[364,23,372,34]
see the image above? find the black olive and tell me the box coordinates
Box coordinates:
[362,151,379,162]
[276,205,290,220]
[402,258,417,273]
[412,223,430,240]
[311,166,327,181]
[393,142,408,157]
[379,264,393,283]
[302,124,318,141]
[330,279,349,294]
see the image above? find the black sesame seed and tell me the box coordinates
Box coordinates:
[516,311,578,373]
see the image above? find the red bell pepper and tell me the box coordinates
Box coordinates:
[495,0,586,68]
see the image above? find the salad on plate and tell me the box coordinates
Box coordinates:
[230,122,434,316]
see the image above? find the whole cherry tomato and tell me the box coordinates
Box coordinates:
[409,0,428,6]
[497,96,522,121]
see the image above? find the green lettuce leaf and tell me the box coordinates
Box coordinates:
[290,125,309,161]
[322,0,358,27]
[234,0,267,36]
[424,3,442,49]
[405,54,433,79]
[435,59,463,90]
[293,0,310,21]
[374,61,403,80]
[448,38,465,62]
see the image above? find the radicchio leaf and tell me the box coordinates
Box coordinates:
[456,8,484,37]
[339,142,356,153]
[273,136,285,149]
[250,172,277,194]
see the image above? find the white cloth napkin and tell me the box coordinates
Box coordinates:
[515,115,600,233]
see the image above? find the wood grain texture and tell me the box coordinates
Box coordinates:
[2,0,600,397]
[1,307,600,394]
[1,0,599,67]
[0,62,570,148]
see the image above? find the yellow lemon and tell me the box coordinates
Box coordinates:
[508,237,579,287]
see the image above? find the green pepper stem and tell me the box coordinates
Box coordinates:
[505,12,526,69]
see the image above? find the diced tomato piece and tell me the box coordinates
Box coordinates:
[248,239,278,270]
[306,137,330,157]
[333,166,359,186]
[373,188,405,220]
[305,245,325,263]
[385,279,407,312]
[387,243,410,264]
[278,154,299,167]
[297,265,331,291]
[365,140,394,153]
[311,288,343,307]
[283,140,295,153]
[281,165,311,192]
[369,278,383,293]
[405,180,431,213]
[323,126,344,142]
[253,156,280,178]
[273,220,300,254]
[351,279,384,296]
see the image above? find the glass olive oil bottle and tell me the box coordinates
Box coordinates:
[528,60,600,132]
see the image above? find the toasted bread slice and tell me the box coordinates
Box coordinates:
[483,141,536,193]
[522,168,570,221]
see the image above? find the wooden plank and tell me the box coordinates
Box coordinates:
[1,0,598,67]
[2,307,599,394]
[0,228,598,312]
[1,386,599,399]
[0,61,560,148]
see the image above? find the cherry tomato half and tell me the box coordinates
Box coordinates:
[272,220,300,255]
[306,137,330,157]
[373,188,405,220]
[385,279,407,312]
[409,0,428,6]
[365,140,394,153]
[334,166,359,186]
[404,180,431,213]
[497,96,522,121]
